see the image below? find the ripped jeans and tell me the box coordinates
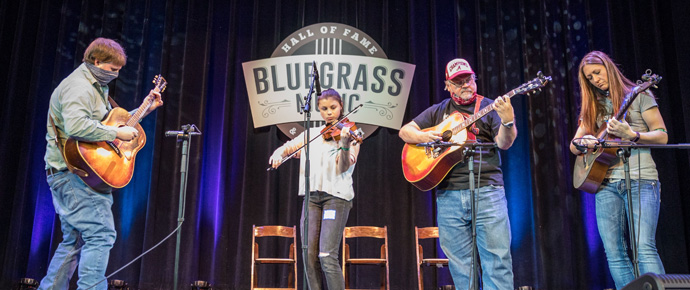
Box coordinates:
[301,191,352,290]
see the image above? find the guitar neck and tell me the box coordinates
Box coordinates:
[596,82,654,139]
[126,91,156,127]
[451,90,517,135]
[616,84,653,120]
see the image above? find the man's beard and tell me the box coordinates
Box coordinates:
[452,90,477,105]
[458,90,474,99]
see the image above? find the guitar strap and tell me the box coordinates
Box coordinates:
[445,95,484,140]
[48,110,88,177]
[107,96,120,109]
[468,95,484,139]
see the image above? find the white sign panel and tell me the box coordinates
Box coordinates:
[242,54,415,130]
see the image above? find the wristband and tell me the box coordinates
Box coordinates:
[340,147,350,151]
[631,131,640,143]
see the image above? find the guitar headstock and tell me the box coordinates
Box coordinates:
[515,71,552,96]
[638,69,662,88]
[153,75,167,93]
[617,70,663,121]
[622,69,662,108]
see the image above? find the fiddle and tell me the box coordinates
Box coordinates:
[267,104,364,171]
[321,118,363,144]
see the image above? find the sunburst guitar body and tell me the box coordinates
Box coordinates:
[401,112,470,191]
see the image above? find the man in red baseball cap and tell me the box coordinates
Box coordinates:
[399,58,517,289]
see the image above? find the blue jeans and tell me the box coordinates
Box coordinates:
[437,185,514,290]
[596,179,665,289]
[39,171,116,290]
[301,191,352,290]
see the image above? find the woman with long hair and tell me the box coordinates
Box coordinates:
[570,51,667,288]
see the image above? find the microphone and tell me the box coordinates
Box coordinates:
[165,130,201,137]
[165,124,201,137]
[416,141,438,147]
[313,61,322,96]
[572,139,588,153]
[416,141,456,147]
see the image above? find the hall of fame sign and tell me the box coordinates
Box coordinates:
[242,22,415,139]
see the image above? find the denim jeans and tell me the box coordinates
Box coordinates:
[596,179,665,289]
[39,171,116,290]
[437,185,514,290]
[301,191,352,290]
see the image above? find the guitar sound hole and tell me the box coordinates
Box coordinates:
[442,130,452,142]
[106,141,122,157]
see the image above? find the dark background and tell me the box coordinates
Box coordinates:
[1,0,690,289]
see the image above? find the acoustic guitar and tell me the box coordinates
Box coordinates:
[64,75,167,192]
[401,72,551,191]
[572,71,661,193]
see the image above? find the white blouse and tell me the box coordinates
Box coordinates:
[283,126,358,201]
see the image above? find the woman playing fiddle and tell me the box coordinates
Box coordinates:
[269,88,361,290]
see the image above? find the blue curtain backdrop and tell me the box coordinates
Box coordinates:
[1,0,689,289]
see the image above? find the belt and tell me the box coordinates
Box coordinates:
[46,167,67,176]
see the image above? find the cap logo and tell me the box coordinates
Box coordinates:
[446,58,473,79]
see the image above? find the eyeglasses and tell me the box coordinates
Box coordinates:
[447,75,475,87]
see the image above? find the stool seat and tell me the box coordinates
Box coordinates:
[347,258,386,264]
[421,258,449,265]
[255,258,294,264]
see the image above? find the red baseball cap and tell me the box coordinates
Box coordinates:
[445,58,474,80]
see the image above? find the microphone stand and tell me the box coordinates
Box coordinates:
[594,141,690,279]
[165,124,202,290]
[415,141,497,290]
[616,145,640,278]
[299,64,318,290]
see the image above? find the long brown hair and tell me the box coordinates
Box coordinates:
[577,51,636,134]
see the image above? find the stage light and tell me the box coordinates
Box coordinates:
[191,280,212,289]
[107,279,129,290]
[16,278,38,290]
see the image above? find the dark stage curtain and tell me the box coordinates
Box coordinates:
[1,0,689,289]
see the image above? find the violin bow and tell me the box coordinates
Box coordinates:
[267,104,363,171]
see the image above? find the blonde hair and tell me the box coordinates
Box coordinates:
[577,51,636,134]
[82,38,127,66]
